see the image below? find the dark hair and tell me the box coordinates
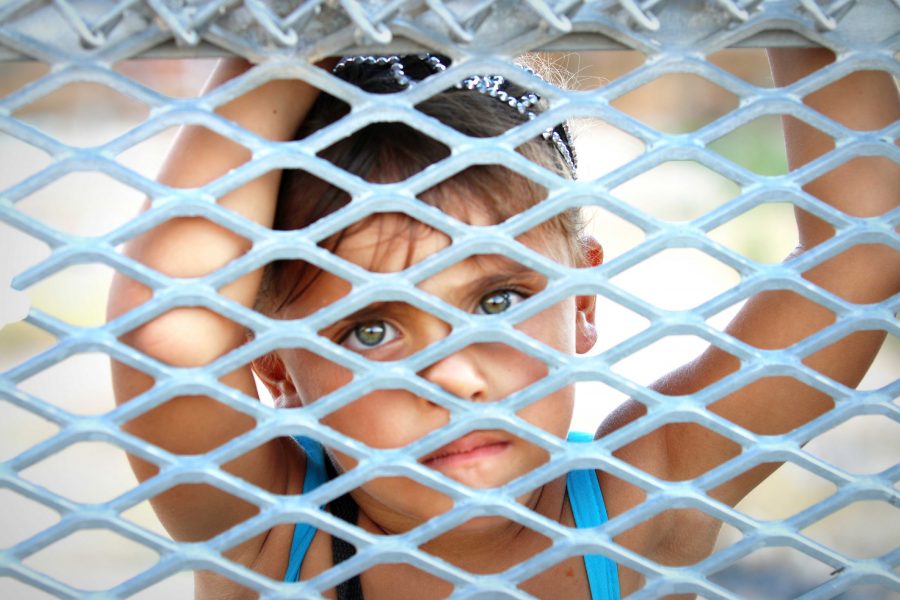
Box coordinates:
[257,56,584,314]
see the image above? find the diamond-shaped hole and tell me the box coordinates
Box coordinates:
[627,508,742,567]
[805,415,899,475]
[18,171,145,237]
[569,117,645,181]
[705,289,837,351]
[121,213,256,280]
[120,122,262,192]
[18,352,115,415]
[19,441,135,504]
[589,291,651,358]
[13,81,149,147]
[120,499,171,539]
[123,393,257,457]
[26,262,118,327]
[0,400,59,461]
[114,303,259,369]
[0,489,59,548]
[612,248,740,311]
[574,380,634,436]
[114,58,217,98]
[133,482,262,543]
[612,161,740,222]
[711,520,745,554]
[0,132,51,190]
[634,420,742,481]
[708,115,788,176]
[582,204,646,263]
[115,125,180,180]
[806,70,897,131]
[611,73,739,134]
[709,545,832,598]
[154,125,258,187]
[22,528,158,591]
[259,254,354,320]
[611,334,733,384]
[708,202,797,264]
[732,461,836,521]
[417,164,548,224]
[317,121,445,181]
[421,515,552,575]
[707,49,774,88]
[543,50,646,92]
[805,157,900,220]
[800,243,897,305]
[803,500,899,560]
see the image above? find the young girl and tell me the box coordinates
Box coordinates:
[107,49,898,598]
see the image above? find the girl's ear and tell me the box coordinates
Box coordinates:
[575,293,597,354]
[574,236,601,354]
[252,352,297,401]
[581,236,604,269]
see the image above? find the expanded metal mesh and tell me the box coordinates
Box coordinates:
[1,0,898,598]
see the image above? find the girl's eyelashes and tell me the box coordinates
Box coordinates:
[476,289,526,315]
[341,320,399,351]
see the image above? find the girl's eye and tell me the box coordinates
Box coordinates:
[477,290,525,315]
[343,320,398,351]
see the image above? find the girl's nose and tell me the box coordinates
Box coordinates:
[420,349,488,402]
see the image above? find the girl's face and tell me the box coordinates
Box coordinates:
[266,208,597,531]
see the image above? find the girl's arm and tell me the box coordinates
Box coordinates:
[107,59,319,570]
[599,48,898,557]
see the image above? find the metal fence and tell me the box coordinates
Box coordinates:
[1,0,898,598]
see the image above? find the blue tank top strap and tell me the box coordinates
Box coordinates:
[566,431,621,600]
[284,436,329,582]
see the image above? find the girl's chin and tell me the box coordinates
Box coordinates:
[369,480,540,531]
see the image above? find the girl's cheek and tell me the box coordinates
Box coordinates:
[517,301,575,352]
[324,389,445,448]
[290,350,354,403]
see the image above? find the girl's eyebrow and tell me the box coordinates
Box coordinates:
[453,258,548,302]
[333,301,396,326]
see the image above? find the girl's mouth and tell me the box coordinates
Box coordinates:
[421,433,510,468]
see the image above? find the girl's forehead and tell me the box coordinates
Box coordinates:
[282,212,567,318]
[335,213,451,272]
[334,211,570,273]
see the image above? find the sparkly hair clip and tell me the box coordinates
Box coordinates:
[333,54,577,176]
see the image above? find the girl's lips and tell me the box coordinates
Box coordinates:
[421,433,510,468]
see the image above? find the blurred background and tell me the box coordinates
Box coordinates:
[1,51,897,598]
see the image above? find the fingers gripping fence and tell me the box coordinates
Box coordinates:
[1,0,898,598]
